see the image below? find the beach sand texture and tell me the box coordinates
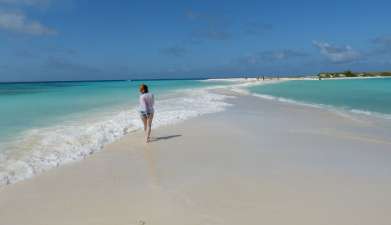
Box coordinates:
[1,94,391,225]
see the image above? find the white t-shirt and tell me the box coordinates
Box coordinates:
[139,93,154,113]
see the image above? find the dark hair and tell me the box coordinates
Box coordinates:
[139,84,149,93]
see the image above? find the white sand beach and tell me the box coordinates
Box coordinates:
[1,90,391,225]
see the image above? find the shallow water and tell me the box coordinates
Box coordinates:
[248,78,391,118]
[0,79,232,185]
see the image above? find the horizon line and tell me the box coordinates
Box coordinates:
[0,74,310,84]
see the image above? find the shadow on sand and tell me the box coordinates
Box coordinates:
[149,135,182,143]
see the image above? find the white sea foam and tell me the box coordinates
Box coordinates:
[350,109,373,116]
[203,78,248,82]
[251,93,322,108]
[350,109,391,119]
[0,88,233,186]
[250,93,391,121]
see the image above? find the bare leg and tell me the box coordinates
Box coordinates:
[146,113,154,142]
[141,115,147,133]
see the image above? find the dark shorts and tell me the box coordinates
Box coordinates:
[140,111,153,118]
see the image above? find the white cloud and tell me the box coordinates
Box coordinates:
[313,41,361,63]
[160,46,187,57]
[0,0,50,6]
[238,49,308,65]
[0,11,56,35]
[259,49,308,61]
[372,36,391,54]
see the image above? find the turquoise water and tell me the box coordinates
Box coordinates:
[0,79,233,185]
[4,77,390,186]
[0,79,222,146]
[248,78,391,117]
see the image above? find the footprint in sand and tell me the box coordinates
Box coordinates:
[137,220,146,225]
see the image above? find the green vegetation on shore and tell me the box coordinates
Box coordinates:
[318,70,391,79]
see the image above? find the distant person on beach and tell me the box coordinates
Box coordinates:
[139,84,155,143]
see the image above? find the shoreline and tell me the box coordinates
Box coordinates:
[250,92,391,121]
[1,75,389,86]
[0,84,233,186]
[1,93,391,224]
[1,77,391,187]
[205,75,391,82]
[0,78,286,187]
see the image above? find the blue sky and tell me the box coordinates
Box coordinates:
[0,0,391,82]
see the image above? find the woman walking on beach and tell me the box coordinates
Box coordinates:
[139,84,155,143]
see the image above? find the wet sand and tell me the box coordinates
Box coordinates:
[1,94,391,225]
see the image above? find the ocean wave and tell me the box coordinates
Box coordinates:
[252,93,322,108]
[349,109,391,119]
[250,93,391,121]
[0,88,233,186]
